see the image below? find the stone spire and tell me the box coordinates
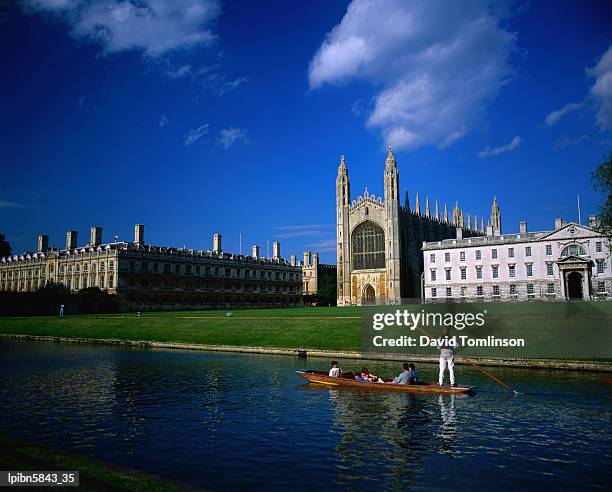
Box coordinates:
[443,203,448,223]
[425,196,430,218]
[385,146,396,168]
[490,195,501,235]
[415,192,420,215]
[338,154,347,173]
[481,217,485,234]
[434,199,439,220]
[404,188,410,209]
[467,211,471,230]
[473,214,478,231]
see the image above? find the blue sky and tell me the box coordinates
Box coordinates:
[1,0,611,263]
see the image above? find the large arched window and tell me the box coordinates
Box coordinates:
[352,221,385,270]
[560,243,587,258]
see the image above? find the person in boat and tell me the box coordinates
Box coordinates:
[407,363,420,384]
[437,328,456,387]
[356,367,379,382]
[329,361,342,378]
[392,363,412,384]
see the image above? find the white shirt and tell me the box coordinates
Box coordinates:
[329,367,341,377]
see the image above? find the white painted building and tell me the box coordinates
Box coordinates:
[422,217,611,302]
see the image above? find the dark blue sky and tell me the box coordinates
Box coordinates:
[1,0,612,263]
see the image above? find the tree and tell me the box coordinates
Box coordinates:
[0,233,11,257]
[592,151,612,240]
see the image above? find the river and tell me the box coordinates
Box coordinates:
[0,340,610,490]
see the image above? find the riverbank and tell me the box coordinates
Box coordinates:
[0,433,198,491]
[2,333,611,371]
[1,303,610,370]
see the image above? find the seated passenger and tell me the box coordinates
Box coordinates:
[407,363,420,384]
[358,368,379,382]
[328,361,342,378]
[392,363,412,384]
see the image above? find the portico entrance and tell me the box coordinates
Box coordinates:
[556,255,594,301]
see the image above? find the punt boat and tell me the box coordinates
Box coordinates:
[296,370,475,394]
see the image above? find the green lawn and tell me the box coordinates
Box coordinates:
[1,302,611,358]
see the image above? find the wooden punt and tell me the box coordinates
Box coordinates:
[296,370,475,394]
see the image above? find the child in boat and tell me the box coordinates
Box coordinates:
[356,368,379,382]
[328,361,342,378]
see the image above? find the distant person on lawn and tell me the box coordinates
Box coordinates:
[58,304,64,318]
[328,361,342,378]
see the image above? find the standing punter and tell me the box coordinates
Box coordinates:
[437,328,456,387]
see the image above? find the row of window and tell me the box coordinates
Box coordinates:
[431,280,608,298]
[431,260,607,282]
[430,242,604,264]
[431,283,556,298]
[127,262,299,281]
[59,261,114,275]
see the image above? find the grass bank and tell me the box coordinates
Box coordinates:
[1,302,611,359]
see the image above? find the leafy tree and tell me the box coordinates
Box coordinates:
[317,273,337,306]
[592,151,612,240]
[0,233,11,257]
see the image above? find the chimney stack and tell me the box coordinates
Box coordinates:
[66,231,78,250]
[213,234,222,254]
[252,245,259,258]
[37,234,49,253]
[303,251,311,267]
[554,218,563,230]
[519,220,527,235]
[313,252,319,267]
[90,226,102,247]
[456,227,463,240]
[134,224,144,244]
[272,241,280,259]
[290,255,297,266]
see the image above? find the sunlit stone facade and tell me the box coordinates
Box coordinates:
[422,218,611,301]
[336,148,484,305]
[0,225,303,310]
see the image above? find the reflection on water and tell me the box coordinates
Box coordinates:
[0,341,610,491]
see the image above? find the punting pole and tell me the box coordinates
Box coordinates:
[415,325,518,394]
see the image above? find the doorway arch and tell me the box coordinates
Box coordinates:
[362,284,376,305]
[566,272,583,299]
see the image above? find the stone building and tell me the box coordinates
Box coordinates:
[302,251,337,305]
[422,215,611,301]
[336,148,484,305]
[0,225,303,310]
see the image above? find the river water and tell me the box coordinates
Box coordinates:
[0,340,610,491]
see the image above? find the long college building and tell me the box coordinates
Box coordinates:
[422,217,611,301]
[0,225,303,310]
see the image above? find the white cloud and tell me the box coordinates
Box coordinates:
[308,0,516,150]
[544,102,582,126]
[184,123,209,146]
[166,64,193,79]
[159,114,168,127]
[305,239,337,253]
[587,45,612,131]
[478,135,521,158]
[218,127,248,148]
[553,134,588,150]
[21,0,221,57]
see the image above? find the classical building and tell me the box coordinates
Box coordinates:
[336,148,484,305]
[302,251,337,305]
[422,215,611,301]
[0,225,303,310]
